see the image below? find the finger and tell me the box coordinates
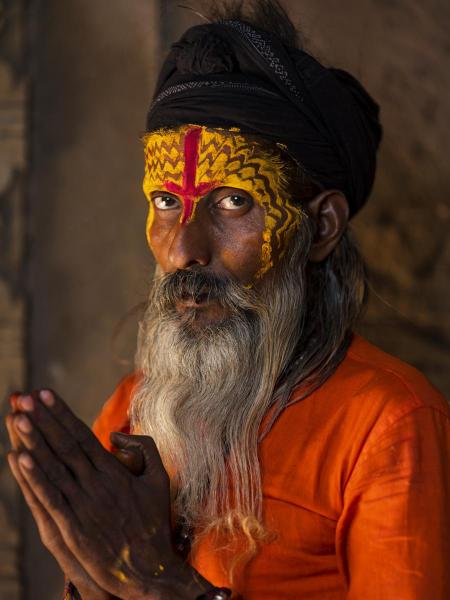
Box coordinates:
[110,432,145,475]
[111,446,145,476]
[9,392,22,411]
[23,401,93,482]
[16,393,113,482]
[36,390,118,472]
[13,422,118,536]
[110,432,168,484]
[13,452,129,599]
[12,410,92,485]
[13,450,83,535]
[6,392,25,450]
[12,413,91,506]
[13,415,113,529]
[8,451,72,552]
[8,451,53,530]
[8,452,106,597]
[5,413,23,451]
[18,394,133,510]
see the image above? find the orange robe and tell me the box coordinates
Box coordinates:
[93,335,450,599]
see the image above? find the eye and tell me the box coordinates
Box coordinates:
[216,194,249,210]
[152,195,180,210]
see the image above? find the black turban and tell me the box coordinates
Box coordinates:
[146,20,382,217]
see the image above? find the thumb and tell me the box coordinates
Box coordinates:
[111,445,145,476]
[110,432,168,484]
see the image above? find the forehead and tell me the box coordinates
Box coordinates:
[142,124,287,195]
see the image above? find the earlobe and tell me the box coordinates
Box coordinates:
[306,191,349,262]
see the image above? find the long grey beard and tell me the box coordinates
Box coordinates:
[130,226,311,540]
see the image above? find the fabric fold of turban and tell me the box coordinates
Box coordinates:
[146,20,382,217]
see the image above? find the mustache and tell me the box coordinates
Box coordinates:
[154,269,242,308]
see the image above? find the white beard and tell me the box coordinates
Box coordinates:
[130,231,309,547]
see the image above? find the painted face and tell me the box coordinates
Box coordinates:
[142,125,303,279]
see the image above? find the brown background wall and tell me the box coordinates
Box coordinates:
[0,1,448,598]
[0,2,27,597]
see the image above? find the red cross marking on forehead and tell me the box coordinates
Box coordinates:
[164,126,218,224]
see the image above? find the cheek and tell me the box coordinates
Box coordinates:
[213,207,266,283]
[221,232,263,279]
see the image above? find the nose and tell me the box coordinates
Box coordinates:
[167,219,211,270]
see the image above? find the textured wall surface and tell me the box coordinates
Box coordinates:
[2,1,449,598]
[25,1,159,598]
[0,1,27,598]
[288,0,450,400]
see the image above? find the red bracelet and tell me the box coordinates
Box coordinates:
[196,588,232,600]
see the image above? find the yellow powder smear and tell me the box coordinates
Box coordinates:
[111,545,132,584]
[111,569,129,584]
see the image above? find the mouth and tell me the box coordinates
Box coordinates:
[177,287,215,308]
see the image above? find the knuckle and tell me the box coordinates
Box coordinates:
[77,426,92,444]
[77,428,97,452]
[25,495,40,512]
[40,527,59,550]
[99,468,129,497]
[24,431,39,450]
[57,437,79,458]
[89,480,115,510]
[47,488,66,514]
[46,462,70,487]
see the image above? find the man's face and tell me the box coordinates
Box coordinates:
[142,125,303,323]
[135,128,313,540]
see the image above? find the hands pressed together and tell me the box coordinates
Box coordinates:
[6,390,210,600]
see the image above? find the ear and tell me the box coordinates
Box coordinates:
[306,190,349,262]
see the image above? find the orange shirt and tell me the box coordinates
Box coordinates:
[93,335,450,599]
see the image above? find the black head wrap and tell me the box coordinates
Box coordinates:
[146,20,382,217]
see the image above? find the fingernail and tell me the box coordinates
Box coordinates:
[18,453,34,469]
[16,415,32,433]
[115,449,132,457]
[19,395,34,412]
[39,390,55,407]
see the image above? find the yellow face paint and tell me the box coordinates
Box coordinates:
[142,125,303,279]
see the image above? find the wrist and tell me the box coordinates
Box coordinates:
[159,560,212,600]
[129,555,212,600]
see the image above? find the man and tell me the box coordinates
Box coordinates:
[6,1,450,599]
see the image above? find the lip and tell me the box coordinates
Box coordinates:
[178,285,214,305]
[176,291,213,309]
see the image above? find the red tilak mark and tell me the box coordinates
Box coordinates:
[164,127,218,224]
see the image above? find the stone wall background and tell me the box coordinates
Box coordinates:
[0,1,27,598]
[0,1,449,598]
[289,0,450,402]
[9,1,160,598]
